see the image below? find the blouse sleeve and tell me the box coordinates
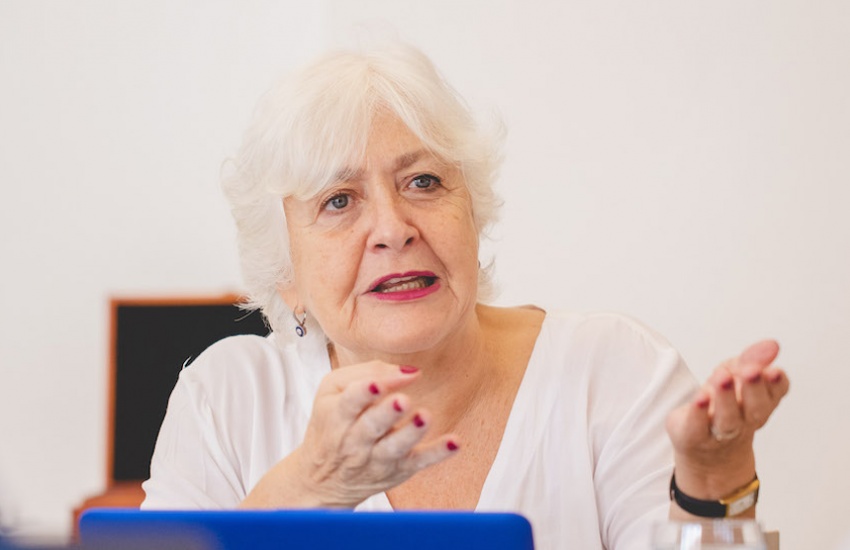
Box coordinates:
[140,333,322,511]
[140,367,247,509]
[583,314,699,549]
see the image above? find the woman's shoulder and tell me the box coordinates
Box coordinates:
[483,304,677,363]
[181,333,282,376]
[174,332,319,399]
[529,308,697,422]
[183,329,332,393]
[533,308,689,380]
[491,304,665,337]
[544,309,673,345]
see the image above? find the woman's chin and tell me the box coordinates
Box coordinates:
[364,330,450,358]
[328,298,477,360]
[341,320,460,360]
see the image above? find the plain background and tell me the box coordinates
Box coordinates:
[1,1,848,548]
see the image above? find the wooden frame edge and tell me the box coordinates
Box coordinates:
[104,292,249,488]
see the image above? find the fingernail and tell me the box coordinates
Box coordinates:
[400,365,419,374]
[369,383,380,395]
[413,414,425,428]
[696,396,710,409]
[769,372,783,383]
[447,441,459,451]
[721,379,734,391]
[392,399,403,412]
[747,372,762,383]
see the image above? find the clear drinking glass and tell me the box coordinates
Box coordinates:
[652,520,767,550]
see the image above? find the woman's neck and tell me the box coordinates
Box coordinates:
[328,303,500,425]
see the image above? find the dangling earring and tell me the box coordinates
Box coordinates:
[293,309,307,338]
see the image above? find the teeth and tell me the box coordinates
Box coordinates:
[375,276,431,293]
[384,276,417,285]
[382,279,427,292]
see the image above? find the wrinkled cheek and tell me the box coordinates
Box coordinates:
[302,258,333,299]
[306,253,355,309]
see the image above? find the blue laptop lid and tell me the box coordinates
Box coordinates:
[79,509,535,550]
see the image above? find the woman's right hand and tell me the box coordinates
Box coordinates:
[240,362,460,509]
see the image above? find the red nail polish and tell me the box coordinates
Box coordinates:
[769,372,783,383]
[393,399,403,412]
[447,441,458,451]
[413,414,425,428]
[400,365,419,374]
[721,379,734,390]
[747,372,762,383]
[369,383,380,395]
[696,396,710,409]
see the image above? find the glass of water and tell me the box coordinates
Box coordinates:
[652,520,767,550]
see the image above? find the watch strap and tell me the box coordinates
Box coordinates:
[669,473,759,518]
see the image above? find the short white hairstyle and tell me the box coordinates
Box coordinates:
[222,43,504,342]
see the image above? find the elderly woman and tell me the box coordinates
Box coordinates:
[142,43,789,549]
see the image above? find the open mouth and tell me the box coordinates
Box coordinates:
[371,274,438,294]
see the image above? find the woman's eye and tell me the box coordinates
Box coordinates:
[323,193,350,211]
[409,174,442,190]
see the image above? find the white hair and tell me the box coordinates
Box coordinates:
[222,43,504,343]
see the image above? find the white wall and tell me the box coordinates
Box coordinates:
[2,2,848,549]
[0,0,328,540]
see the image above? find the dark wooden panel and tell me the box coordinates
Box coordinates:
[108,296,269,482]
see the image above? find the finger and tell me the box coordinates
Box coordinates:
[741,367,789,428]
[335,378,388,420]
[323,364,420,420]
[371,407,431,463]
[382,408,461,472]
[763,367,791,401]
[734,340,783,427]
[738,368,774,428]
[347,393,411,446]
[323,362,421,394]
[666,388,712,446]
[710,367,743,435]
[309,379,400,444]
[740,339,780,364]
[407,434,461,472]
[729,339,780,376]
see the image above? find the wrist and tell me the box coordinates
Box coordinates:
[670,471,759,518]
[673,451,755,500]
[242,449,350,509]
[287,447,358,509]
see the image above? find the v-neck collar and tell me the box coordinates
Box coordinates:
[358,312,554,512]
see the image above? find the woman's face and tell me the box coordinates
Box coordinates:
[281,113,480,360]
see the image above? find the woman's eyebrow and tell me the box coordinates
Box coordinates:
[333,167,361,183]
[333,149,431,183]
[393,149,428,171]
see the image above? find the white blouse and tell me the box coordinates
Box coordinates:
[142,310,698,550]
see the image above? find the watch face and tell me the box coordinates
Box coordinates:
[727,492,757,517]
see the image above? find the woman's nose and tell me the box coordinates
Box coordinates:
[365,192,419,252]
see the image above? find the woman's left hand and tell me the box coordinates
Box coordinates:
[665,339,790,505]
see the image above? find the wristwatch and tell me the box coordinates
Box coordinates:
[669,473,760,518]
